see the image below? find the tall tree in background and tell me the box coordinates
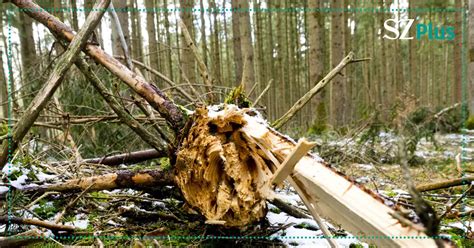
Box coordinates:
[409,0,419,101]
[70,0,79,30]
[199,0,208,67]
[469,0,474,112]
[163,0,174,81]
[0,7,6,117]
[330,0,345,126]
[308,1,326,131]
[453,0,463,104]
[18,12,36,80]
[231,0,242,86]
[179,0,196,84]
[111,0,130,58]
[131,0,143,62]
[145,0,159,83]
[210,0,222,85]
[239,0,255,94]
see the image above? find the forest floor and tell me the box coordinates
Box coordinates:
[1,131,473,247]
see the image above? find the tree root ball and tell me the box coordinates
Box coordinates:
[174,105,276,227]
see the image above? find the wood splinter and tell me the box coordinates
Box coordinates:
[270,138,316,186]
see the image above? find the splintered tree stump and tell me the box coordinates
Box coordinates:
[174,105,438,247]
[174,106,276,227]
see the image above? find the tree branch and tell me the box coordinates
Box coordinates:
[272,52,364,129]
[0,0,111,169]
[9,0,185,132]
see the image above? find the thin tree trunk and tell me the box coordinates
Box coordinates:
[163,0,174,82]
[210,0,222,86]
[330,0,345,126]
[453,0,463,104]
[145,0,159,83]
[239,0,255,95]
[231,0,243,86]
[199,0,207,67]
[308,0,326,133]
[70,0,79,30]
[179,0,196,84]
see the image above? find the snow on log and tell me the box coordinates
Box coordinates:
[175,105,438,247]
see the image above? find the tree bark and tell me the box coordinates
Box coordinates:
[330,0,346,126]
[308,0,326,132]
[239,0,255,95]
[145,0,159,83]
[179,0,196,84]
[231,0,243,86]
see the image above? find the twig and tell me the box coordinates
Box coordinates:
[53,148,165,166]
[439,184,473,219]
[73,56,166,153]
[26,191,60,209]
[272,52,365,129]
[252,79,272,107]
[55,183,96,223]
[115,56,198,102]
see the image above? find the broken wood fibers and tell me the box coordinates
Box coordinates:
[175,105,437,247]
[175,106,276,227]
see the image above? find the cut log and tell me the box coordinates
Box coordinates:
[175,105,437,247]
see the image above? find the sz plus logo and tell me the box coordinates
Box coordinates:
[383,18,455,41]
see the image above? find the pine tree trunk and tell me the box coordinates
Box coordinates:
[231,0,243,86]
[308,1,326,132]
[163,0,174,82]
[330,0,345,126]
[179,0,196,84]
[145,0,159,83]
[453,0,463,104]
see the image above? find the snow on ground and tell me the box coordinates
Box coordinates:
[268,190,368,247]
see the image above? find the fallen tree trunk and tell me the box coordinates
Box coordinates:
[21,170,173,193]
[416,176,474,192]
[174,105,438,247]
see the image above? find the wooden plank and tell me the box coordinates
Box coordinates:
[244,127,438,248]
[271,138,316,185]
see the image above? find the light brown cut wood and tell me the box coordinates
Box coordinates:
[271,138,316,185]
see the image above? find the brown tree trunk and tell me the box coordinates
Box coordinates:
[179,0,196,84]
[453,0,463,104]
[163,0,174,82]
[239,0,255,95]
[308,1,326,132]
[330,0,345,126]
[111,0,130,58]
[199,0,207,67]
[18,12,37,77]
[231,0,243,86]
[145,0,159,83]
[130,0,143,61]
